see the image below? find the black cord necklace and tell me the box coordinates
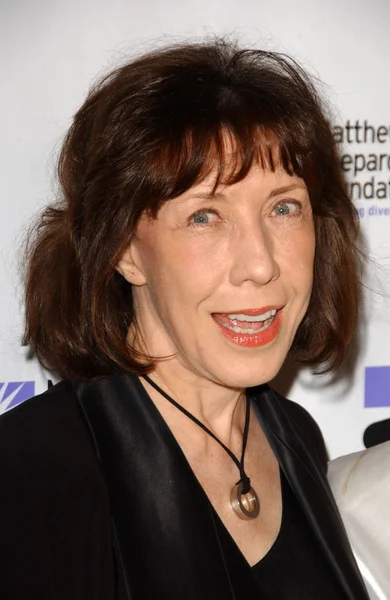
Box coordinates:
[142,374,260,520]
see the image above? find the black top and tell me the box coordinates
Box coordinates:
[252,471,342,597]
[0,375,369,600]
[213,470,345,599]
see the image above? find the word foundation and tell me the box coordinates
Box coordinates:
[348,177,390,200]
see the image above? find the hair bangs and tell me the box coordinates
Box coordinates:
[145,118,316,217]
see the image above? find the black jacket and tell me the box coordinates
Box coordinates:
[0,373,369,599]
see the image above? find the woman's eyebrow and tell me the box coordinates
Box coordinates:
[183,184,306,203]
[268,184,307,198]
[183,191,227,202]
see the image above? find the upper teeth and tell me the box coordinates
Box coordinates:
[226,309,277,322]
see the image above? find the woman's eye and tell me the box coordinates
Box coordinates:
[189,210,220,225]
[272,201,301,216]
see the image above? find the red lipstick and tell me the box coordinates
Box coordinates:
[212,307,282,348]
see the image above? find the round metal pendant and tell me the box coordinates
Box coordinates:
[230,482,260,520]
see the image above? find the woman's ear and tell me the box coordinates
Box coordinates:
[116,244,147,286]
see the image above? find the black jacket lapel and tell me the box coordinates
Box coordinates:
[74,372,369,600]
[250,385,370,600]
[74,373,238,600]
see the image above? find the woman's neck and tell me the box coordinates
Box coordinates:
[141,362,246,447]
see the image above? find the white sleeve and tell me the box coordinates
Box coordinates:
[328,442,390,600]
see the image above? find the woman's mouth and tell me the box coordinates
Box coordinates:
[212,307,282,347]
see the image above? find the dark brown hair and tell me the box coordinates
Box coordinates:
[23,38,360,379]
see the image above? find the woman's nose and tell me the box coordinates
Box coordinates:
[229,223,280,288]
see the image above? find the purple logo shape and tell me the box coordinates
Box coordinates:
[365,367,390,408]
[0,381,35,411]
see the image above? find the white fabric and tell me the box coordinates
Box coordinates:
[328,442,390,600]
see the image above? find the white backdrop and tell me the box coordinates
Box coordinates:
[1,0,390,458]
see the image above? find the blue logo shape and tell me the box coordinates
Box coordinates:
[0,381,35,411]
[365,367,390,408]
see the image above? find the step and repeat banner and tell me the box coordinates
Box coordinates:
[1,0,390,458]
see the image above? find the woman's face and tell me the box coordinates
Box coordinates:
[119,165,315,388]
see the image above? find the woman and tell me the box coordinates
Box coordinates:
[0,39,369,599]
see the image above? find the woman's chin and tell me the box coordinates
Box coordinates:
[207,361,284,390]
